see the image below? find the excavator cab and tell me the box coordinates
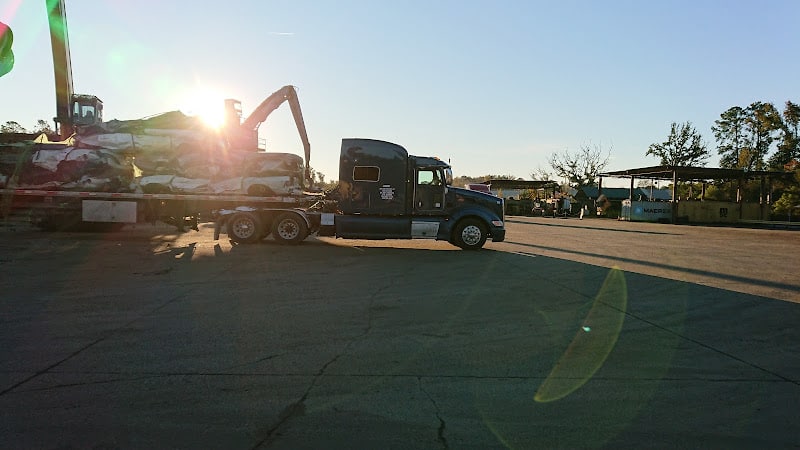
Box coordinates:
[223,98,260,150]
[222,86,312,185]
[53,94,103,138]
[71,94,103,127]
[224,98,242,126]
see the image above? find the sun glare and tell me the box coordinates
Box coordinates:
[179,89,226,129]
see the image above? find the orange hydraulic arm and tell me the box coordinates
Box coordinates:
[231,85,311,182]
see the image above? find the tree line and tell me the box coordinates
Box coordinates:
[713,101,799,171]
[646,101,799,171]
[539,100,800,218]
[1,120,54,134]
[543,100,799,190]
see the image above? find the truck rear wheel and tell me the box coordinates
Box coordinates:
[453,218,487,250]
[272,212,307,245]
[227,212,262,244]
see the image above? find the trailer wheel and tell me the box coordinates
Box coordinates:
[272,212,307,245]
[227,212,262,244]
[452,218,487,250]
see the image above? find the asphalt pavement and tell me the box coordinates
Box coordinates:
[1,218,798,449]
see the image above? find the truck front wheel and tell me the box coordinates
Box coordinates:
[272,212,307,245]
[227,212,262,244]
[453,218,488,250]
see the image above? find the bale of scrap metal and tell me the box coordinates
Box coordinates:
[0,141,35,187]
[64,110,306,195]
[13,146,134,192]
[133,152,304,195]
[4,130,305,196]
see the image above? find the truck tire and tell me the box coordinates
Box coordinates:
[227,212,262,244]
[272,212,307,245]
[452,218,487,250]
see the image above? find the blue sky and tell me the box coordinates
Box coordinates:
[2,1,799,183]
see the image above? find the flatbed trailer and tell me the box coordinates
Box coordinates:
[0,187,320,232]
[1,138,508,250]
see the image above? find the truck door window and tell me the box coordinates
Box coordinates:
[417,170,441,185]
[415,169,445,212]
[418,170,434,185]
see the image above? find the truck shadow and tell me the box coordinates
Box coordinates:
[505,240,800,297]
[185,240,800,447]
[505,217,682,235]
[3,229,799,448]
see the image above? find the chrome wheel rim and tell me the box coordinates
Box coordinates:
[461,225,482,246]
[276,219,299,240]
[232,218,255,239]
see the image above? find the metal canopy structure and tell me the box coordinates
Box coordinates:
[598,165,793,223]
[480,179,558,190]
[600,165,787,182]
[599,165,792,204]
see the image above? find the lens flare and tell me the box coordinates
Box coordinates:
[534,267,628,403]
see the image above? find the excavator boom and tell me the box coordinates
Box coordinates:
[46,0,74,139]
[229,85,311,183]
[45,0,103,140]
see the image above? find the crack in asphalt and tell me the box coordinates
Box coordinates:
[605,304,800,387]
[249,350,342,449]
[502,260,800,388]
[419,377,449,450]
[2,370,790,401]
[224,353,286,371]
[250,279,395,449]
[0,334,113,397]
[3,370,788,386]
[0,259,240,398]
[12,374,163,392]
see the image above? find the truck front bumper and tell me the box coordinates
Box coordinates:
[490,225,506,243]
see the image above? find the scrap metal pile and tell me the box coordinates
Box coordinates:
[0,111,305,196]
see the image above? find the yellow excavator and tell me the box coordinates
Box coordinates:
[46,0,311,184]
[46,0,103,140]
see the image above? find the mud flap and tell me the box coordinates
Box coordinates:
[213,218,222,240]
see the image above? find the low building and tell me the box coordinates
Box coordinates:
[574,186,673,218]
[480,179,559,215]
[599,165,793,224]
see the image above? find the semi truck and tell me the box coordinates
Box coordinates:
[215,138,505,249]
[2,138,505,250]
[2,1,505,249]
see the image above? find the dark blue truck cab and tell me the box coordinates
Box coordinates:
[325,138,505,249]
